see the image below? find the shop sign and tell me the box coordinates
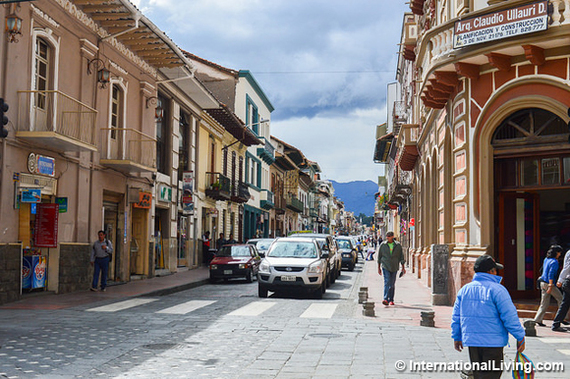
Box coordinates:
[27,153,55,177]
[133,191,152,209]
[158,184,172,202]
[21,188,41,203]
[453,1,547,48]
[55,197,67,213]
[35,203,59,248]
[182,171,194,215]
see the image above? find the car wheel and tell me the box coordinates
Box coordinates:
[330,268,337,284]
[258,284,268,298]
[314,284,324,299]
[209,277,216,284]
[349,262,355,271]
[246,269,253,283]
[325,269,331,288]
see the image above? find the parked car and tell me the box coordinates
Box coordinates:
[209,244,261,283]
[246,238,275,257]
[288,232,340,287]
[335,236,357,271]
[258,237,328,299]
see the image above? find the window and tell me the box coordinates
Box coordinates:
[246,96,259,135]
[33,38,50,110]
[246,153,261,188]
[178,110,190,182]
[110,84,123,139]
[156,96,169,174]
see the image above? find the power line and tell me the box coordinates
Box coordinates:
[252,70,393,75]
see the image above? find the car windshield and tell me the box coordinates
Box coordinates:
[255,240,273,251]
[268,241,317,258]
[337,239,352,249]
[217,246,251,258]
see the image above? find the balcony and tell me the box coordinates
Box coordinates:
[205,172,231,201]
[309,208,318,218]
[398,124,420,171]
[286,195,304,213]
[274,192,286,214]
[100,128,156,173]
[257,137,275,164]
[231,181,250,203]
[393,101,407,128]
[16,90,97,152]
[260,189,274,210]
[388,166,412,205]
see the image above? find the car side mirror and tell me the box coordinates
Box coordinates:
[259,252,265,258]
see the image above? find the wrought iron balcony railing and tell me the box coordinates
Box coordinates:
[100,128,156,173]
[205,172,231,201]
[16,90,97,152]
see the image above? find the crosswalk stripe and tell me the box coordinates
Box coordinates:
[557,349,570,355]
[157,300,216,314]
[87,298,157,312]
[300,303,338,318]
[540,338,570,344]
[228,301,276,316]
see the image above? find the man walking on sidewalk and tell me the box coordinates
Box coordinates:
[377,231,405,306]
[90,230,113,292]
[452,255,525,379]
[552,248,570,332]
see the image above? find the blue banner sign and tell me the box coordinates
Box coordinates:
[21,188,41,203]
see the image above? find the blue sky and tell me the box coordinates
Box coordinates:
[132,0,409,182]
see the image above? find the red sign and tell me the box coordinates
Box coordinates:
[35,204,59,247]
[410,218,415,227]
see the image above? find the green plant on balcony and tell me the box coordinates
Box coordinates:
[211,181,221,190]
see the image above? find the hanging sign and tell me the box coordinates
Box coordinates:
[133,191,152,209]
[453,1,548,48]
[35,203,59,248]
[158,184,172,202]
[55,197,68,213]
[182,171,194,214]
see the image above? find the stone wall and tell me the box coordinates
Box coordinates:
[0,244,22,305]
[58,243,91,293]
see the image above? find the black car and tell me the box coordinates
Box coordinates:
[335,237,357,271]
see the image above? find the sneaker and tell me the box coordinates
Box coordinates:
[534,321,546,327]
[552,326,567,332]
[561,321,570,326]
[389,301,395,306]
[89,287,98,292]
[101,288,106,292]
[382,300,389,305]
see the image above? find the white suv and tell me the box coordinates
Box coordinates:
[257,237,328,299]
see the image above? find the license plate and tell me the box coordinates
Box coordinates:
[281,275,296,282]
[224,270,233,275]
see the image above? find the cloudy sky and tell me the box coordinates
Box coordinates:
[132,0,409,183]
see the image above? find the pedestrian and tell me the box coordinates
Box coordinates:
[90,230,113,292]
[365,246,375,261]
[202,231,211,264]
[452,255,525,379]
[216,233,226,249]
[552,248,570,332]
[534,245,564,327]
[377,231,405,305]
[226,233,237,245]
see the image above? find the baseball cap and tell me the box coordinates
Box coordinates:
[474,255,504,273]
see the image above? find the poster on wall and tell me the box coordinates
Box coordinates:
[35,203,59,248]
[182,171,194,215]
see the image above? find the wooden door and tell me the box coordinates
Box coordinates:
[497,192,540,299]
[131,207,148,275]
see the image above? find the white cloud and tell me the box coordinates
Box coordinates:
[135,0,408,182]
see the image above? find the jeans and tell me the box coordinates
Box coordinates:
[382,268,398,302]
[92,256,110,290]
[468,346,504,379]
[553,278,570,328]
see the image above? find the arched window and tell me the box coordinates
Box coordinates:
[492,108,567,146]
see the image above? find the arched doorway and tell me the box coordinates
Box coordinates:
[493,108,570,298]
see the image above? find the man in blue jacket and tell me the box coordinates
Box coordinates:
[452,255,525,378]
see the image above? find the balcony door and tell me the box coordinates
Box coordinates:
[32,38,50,131]
[108,83,124,161]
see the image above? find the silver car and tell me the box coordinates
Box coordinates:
[257,237,328,299]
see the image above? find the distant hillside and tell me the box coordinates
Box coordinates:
[330,180,378,217]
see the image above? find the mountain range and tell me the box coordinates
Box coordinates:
[330,180,378,217]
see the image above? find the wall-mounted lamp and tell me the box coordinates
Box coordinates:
[146,96,163,121]
[87,58,111,89]
[5,13,22,43]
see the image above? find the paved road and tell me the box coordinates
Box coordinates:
[1,261,569,378]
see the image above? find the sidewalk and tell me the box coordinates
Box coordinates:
[359,258,453,329]
[0,266,210,310]
[360,259,570,338]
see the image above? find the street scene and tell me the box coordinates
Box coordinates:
[3,0,570,378]
[2,259,569,378]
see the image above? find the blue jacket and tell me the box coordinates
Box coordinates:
[540,257,559,283]
[451,273,525,347]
